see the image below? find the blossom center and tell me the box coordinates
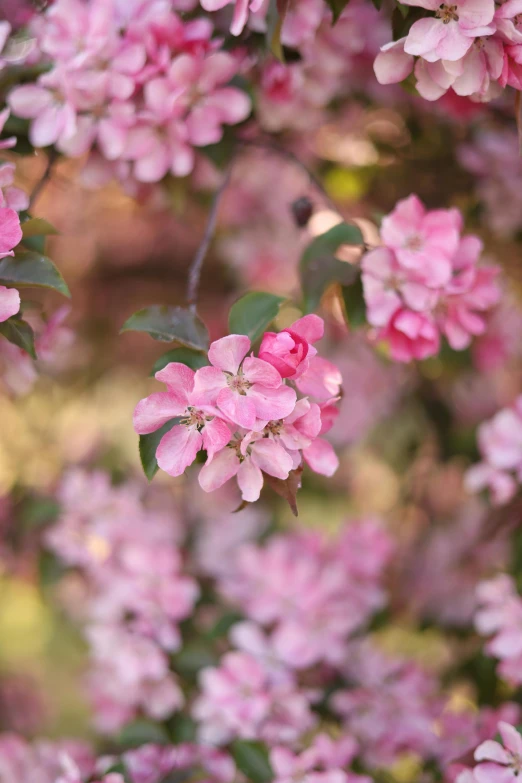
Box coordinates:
[182,406,207,429]
[405,233,424,251]
[436,4,459,23]
[227,374,252,395]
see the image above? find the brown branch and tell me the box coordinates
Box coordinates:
[186,159,235,309]
[29,148,58,210]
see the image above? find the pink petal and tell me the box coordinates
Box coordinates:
[8,85,54,119]
[499,723,522,757]
[434,22,475,60]
[230,0,251,35]
[248,383,297,421]
[199,446,240,492]
[459,0,495,29]
[475,740,511,764]
[475,763,517,783]
[202,417,231,463]
[156,362,195,397]
[0,285,19,323]
[208,334,251,373]
[157,424,202,477]
[404,18,447,59]
[133,392,187,434]
[237,458,264,501]
[0,207,21,255]
[289,314,324,344]
[303,439,339,476]
[204,87,251,125]
[250,439,293,479]
[217,387,258,429]
[193,366,227,405]
[374,38,414,84]
[243,356,282,388]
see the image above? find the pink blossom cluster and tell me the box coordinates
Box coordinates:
[474,574,522,686]
[7,0,250,183]
[45,469,198,732]
[218,519,394,669]
[192,649,316,745]
[0,182,22,328]
[374,0,522,101]
[455,721,522,783]
[465,395,522,505]
[269,733,372,783]
[121,743,235,783]
[257,1,389,132]
[0,733,96,783]
[134,316,342,503]
[361,194,500,362]
[331,641,442,768]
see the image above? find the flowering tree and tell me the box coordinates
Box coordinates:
[2,1,522,783]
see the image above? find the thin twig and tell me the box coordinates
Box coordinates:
[186,159,235,308]
[29,148,58,210]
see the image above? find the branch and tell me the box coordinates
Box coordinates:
[29,148,58,210]
[186,159,235,309]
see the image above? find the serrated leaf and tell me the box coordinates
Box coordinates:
[151,347,209,376]
[0,251,70,297]
[231,741,273,783]
[300,222,362,313]
[139,418,181,481]
[341,275,366,329]
[118,720,170,748]
[264,466,303,516]
[228,292,286,343]
[121,306,209,351]
[0,317,36,358]
[21,217,58,238]
[325,0,352,22]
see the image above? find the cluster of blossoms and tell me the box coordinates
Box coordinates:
[374,0,522,101]
[268,734,372,783]
[361,194,500,362]
[45,470,199,732]
[331,641,442,768]
[456,721,522,783]
[465,395,522,505]
[219,519,394,668]
[7,0,251,185]
[134,315,342,503]
[474,574,522,686]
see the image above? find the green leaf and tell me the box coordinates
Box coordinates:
[0,317,36,358]
[231,741,273,783]
[341,275,366,329]
[370,0,382,9]
[121,306,209,351]
[228,292,286,342]
[324,0,352,22]
[139,417,181,481]
[167,713,197,744]
[172,643,218,678]
[151,347,209,376]
[300,222,362,313]
[21,217,58,238]
[0,251,70,297]
[118,719,169,748]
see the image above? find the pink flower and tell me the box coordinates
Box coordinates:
[134,362,231,478]
[193,334,296,430]
[379,309,440,362]
[0,206,22,259]
[474,722,522,782]
[0,286,20,323]
[198,430,294,502]
[402,0,496,63]
[200,0,264,36]
[374,38,414,84]
[259,314,324,379]
[0,162,29,212]
[380,194,461,287]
